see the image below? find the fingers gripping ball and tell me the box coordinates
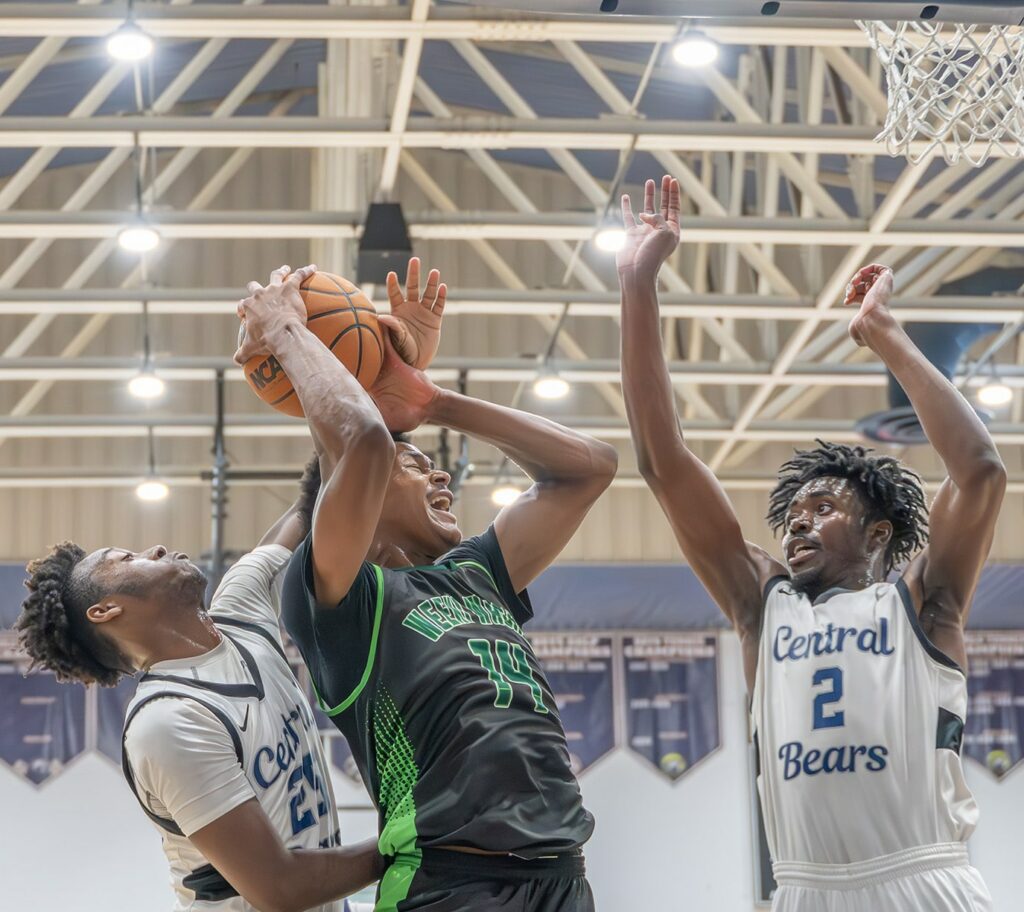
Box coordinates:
[242,272,383,416]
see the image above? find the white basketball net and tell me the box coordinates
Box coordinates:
[859,20,1024,167]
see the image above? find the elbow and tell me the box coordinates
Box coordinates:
[961,453,1007,493]
[353,416,396,457]
[323,415,395,465]
[635,448,671,491]
[590,440,619,488]
[976,455,1007,495]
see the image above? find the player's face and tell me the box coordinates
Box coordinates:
[79,545,208,609]
[380,443,462,558]
[781,478,875,593]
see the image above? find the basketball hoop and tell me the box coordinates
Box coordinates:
[859,20,1024,167]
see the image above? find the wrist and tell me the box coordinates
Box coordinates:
[858,312,905,352]
[262,316,307,354]
[618,264,659,289]
[424,385,454,424]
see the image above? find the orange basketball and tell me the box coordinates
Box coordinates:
[241,272,383,417]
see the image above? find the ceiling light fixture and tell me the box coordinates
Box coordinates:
[135,479,169,502]
[671,31,720,68]
[106,22,154,62]
[977,382,1013,408]
[533,371,570,400]
[128,371,165,400]
[118,224,161,253]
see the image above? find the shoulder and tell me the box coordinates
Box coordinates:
[124,695,227,760]
[442,526,502,570]
[444,526,533,626]
[282,533,377,611]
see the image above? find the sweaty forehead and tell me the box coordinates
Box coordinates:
[790,476,856,507]
[396,442,432,466]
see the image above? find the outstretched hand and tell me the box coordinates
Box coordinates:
[234,264,317,365]
[377,257,447,371]
[843,263,897,347]
[616,175,681,277]
[368,334,441,433]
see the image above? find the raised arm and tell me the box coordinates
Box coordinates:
[844,266,1007,657]
[190,800,382,912]
[368,346,617,591]
[258,258,446,554]
[618,177,780,646]
[429,391,618,591]
[235,265,395,608]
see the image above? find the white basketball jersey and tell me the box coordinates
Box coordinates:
[752,577,979,866]
[122,551,342,912]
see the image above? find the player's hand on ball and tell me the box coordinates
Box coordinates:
[617,175,681,277]
[843,263,897,348]
[234,264,317,365]
[378,257,447,371]
[369,335,441,433]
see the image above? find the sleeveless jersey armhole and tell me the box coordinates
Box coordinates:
[314,563,386,716]
[894,576,965,676]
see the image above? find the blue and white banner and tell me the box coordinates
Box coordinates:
[0,663,87,785]
[624,634,720,782]
[965,631,1024,779]
[530,634,615,775]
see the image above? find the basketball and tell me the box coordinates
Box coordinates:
[241,271,383,417]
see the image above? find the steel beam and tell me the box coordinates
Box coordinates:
[2,356,1023,388]
[0,117,958,157]
[7,211,1024,247]
[0,414,1021,444]
[0,7,875,46]
[378,0,430,195]
[1,288,1022,324]
[3,472,1022,494]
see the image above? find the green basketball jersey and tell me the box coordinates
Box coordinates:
[281,526,594,860]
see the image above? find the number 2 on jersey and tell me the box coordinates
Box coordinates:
[468,638,549,714]
[812,667,845,729]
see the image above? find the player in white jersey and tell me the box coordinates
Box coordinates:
[617,176,1007,911]
[15,261,449,911]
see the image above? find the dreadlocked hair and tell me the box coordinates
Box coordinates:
[766,440,929,573]
[15,542,129,687]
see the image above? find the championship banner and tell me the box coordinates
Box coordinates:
[0,663,86,785]
[624,633,720,782]
[964,631,1024,779]
[530,634,615,775]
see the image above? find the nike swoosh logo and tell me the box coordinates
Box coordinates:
[239,706,250,732]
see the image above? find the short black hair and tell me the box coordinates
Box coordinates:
[391,432,411,444]
[15,542,131,687]
[766,440,929,572]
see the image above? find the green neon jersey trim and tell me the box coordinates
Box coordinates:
[454,559,498,590]
[312,563,385,716]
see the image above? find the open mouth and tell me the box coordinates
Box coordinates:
[787,542,819,565]
[428,491,454,516]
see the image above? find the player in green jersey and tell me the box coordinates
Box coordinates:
[235,264,617,912]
